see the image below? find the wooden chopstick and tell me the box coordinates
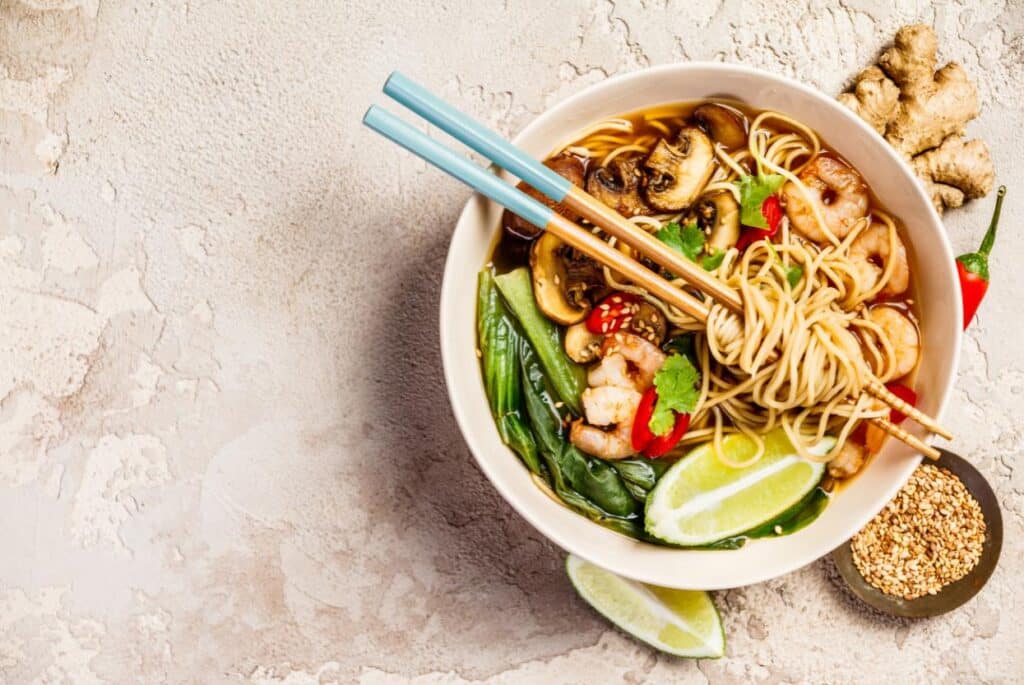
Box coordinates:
[870,416,940,460]
[866,378,953,441]
[563,186,745,313]
[545,214,710,322]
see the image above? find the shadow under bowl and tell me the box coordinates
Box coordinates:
[831,449,1003,618]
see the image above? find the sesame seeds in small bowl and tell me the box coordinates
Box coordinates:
[832,449,1003,618]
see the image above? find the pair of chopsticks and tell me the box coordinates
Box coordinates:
[364,72,949,460]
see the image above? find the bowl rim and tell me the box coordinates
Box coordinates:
[439,62,962,588]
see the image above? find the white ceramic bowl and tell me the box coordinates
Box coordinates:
[439,63,961,589]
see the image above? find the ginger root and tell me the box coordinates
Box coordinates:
[838,66,898,135]
[838,24,995,213]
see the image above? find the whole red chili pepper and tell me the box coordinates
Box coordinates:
[957,186,1006,329]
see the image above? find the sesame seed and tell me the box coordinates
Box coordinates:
[851,464,986,600]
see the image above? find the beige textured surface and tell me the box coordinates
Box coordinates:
[1,1,1022,683]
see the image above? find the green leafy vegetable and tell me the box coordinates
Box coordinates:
[701,248,726,271]
[477,269,517,421]
[655,222,705,261]
[736,173,785,229]
[649,355,701,436]
[785,264,804,288]
[612,459,673,503]
[519,340,566,456]
[501,415,541,475]
[519,339,639,520]
[477,269,542,475]
[656,222,726,273]
[495,268,585,415]
[556,445,640,518]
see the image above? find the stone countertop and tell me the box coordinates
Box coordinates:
[2,1,1022,683]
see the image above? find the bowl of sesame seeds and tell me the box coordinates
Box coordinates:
[832,449,1002,618]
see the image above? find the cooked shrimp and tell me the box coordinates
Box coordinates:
[570,332,667,460]
[587,353,632,389]
[827,441,866,479]
[581,385,642,427]
[570,386,642,461]
[782,156,869,244]
[869,306,920,380]
[570,420,635,461]
[849,221,910,298]
[598,332,666,389]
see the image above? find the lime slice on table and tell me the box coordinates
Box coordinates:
[645,428,833,546]
[566,555,725,658]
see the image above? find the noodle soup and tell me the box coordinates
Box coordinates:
[477,100,921,546]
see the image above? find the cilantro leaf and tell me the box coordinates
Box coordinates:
[701,248,726,271]
[785,264,804,288]
[656,221,705,262]
[735,174,785,229]
[656,221,727,272]
[648,355,701,436]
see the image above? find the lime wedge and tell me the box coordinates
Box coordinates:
[645,429,832,546]
[566,555,724,658]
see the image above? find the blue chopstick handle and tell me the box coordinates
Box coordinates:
[384,71,572,203]
[362,106,554,230]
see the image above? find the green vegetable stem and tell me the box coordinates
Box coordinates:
[476,269,542,475]
[495,268,586,415]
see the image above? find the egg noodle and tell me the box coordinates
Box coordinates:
[557,109,908,464]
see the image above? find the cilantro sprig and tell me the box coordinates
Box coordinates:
[648,354,701,436]
[655,221,725,272]
[736,173,785,230]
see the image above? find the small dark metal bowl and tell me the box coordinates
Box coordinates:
[832,449,1003,618]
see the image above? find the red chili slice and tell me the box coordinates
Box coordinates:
[736,195,783,251]
[585,292,641,335]
[630,387,690,458]
[761,195,783,233]
[642,412,691,458]
[631,387,658,451]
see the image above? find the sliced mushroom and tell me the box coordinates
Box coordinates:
[642,127,715,211]
[624,302,667,345]
[564,322,603,363]
[692,103,748,150]
[689,192,741,250]
[562,248,604,312]
[529,232,589,325]
[585,153,651,217]
[502,154,585,240]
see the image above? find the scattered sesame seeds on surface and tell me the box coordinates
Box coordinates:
[851,464,986,600]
